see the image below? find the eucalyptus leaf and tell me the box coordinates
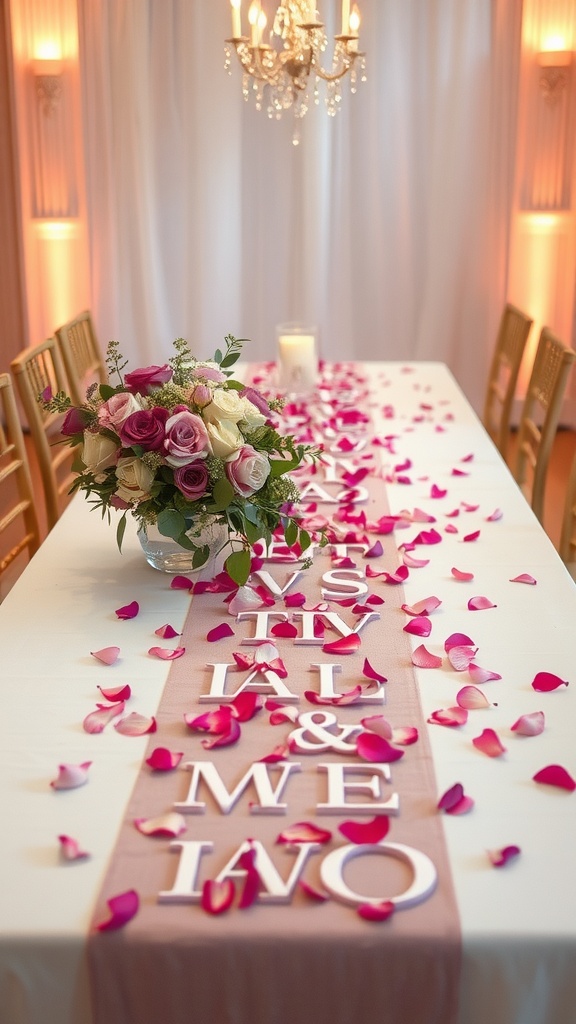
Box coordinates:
[270,452,300,478]
[99,384,117,401]
[299,528,311,552]
[157,508,187,539]
[284,520,298,547]
[225,548,251,586]
[206,477,235,512]
[116,513,127,552]
[192,545,210,568]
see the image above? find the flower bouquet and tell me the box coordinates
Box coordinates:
[43,335,320,585]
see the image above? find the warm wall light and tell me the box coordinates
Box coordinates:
[537,49,573,104]
[31,58,63,117]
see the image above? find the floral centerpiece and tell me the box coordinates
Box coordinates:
[43,335,320,585]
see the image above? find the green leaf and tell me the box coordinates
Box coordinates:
[242,502,260,525]
[284,520,298,547]
[220,351,240,368]
[299,528,311,552]
[224,378,244,391]
[225,548,251,586]
[99,383,117,401]
[157,508,186,539]
[243,518,263,545]
[192,545,209,568]
[116,513,127,552]
[270,452,300,478]
[206,476,235,512]
[214,348,223,364]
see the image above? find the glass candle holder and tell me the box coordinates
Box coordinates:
[276,322,318,396]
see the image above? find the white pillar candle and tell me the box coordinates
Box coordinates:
[341,0,350,35]
[230,0,241,38]
[277,325,318,394]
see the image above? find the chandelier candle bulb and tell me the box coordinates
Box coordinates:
[342,0,350,35]
[230,0,241,39]
[248,1,260,46]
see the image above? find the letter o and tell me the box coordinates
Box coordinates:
[319,841,437,909]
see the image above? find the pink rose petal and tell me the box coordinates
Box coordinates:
[115,601,139,619]
[392,725,419,745]
[305,685,364,706]
[51,761,92,790]
[284,591,307,607]
[403,616,432,637]
[463,530,480,542]
[402,551,430,568]
[134,812,187,837]
[299,880,329,902]
[468,663,502,684]
[402,596,442,616]
[201,717,241,749]
[238,846,260,909]
[488,845,521,867]
[270,621,299,638]
[451,567,474,581]
[356,731,405,763]
[467,595,496,611]
[83,702,125,734]
[115,712,157,736]
[533,764,576,791]
[207,623,235,643]
[201,878,235,915]
[230,692,262,721]
[228,586,267,615]
[430,484,447,499]
[95,889,139,931]
[357,900,395,922]
[382,565,409,585]
[472,728,506,757]
[154,623,181,638]
[97,684,131,702]
[438,782,474,814]
[145,747,184,770]
[58,834,90,861]
[510,573,537,585]
[322,633,362,655]
[170,576,194,590]
[338,815,390,844]
[411,644,443,669]
[448,646,477,671]
[276,822,332,845]
[486,508,503,521]
[428,706,468,727]
[148,646,186,659]
[510,711,545,736]
[456,685,490,709]
[362,658,387,684]
[90,646,120,665]
[532,671,569,692]
[412,528,442,545]
[186,706,233,734]
[444,632,475,651]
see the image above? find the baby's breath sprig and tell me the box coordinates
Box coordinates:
[106,340,128,385]
[169,337,195,387]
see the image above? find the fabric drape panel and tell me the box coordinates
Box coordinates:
[77,0,521,413]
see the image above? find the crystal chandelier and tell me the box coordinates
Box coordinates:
[224,0,366,143]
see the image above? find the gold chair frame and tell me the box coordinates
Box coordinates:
[56,310,107,405]
[559,451,576,573]
[515,327,576,524]
[483,303,533,460]
[0,373,40,582]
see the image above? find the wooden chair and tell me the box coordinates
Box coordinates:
[11,337,79,531]
[559,451,576,578]
[56,310,107,405]
[515,327,576,524]
[483,303,533,459]
[0,373,40,594]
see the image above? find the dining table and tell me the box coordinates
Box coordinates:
[1,359,576,1024]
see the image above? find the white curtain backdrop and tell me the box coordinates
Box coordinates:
[77,0,522,412]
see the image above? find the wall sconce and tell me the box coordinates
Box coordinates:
[31,59,63,117]
[537,50,573,105]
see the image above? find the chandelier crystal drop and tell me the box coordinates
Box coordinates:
[224,0,366,144]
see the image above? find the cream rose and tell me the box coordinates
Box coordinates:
[205,418,243,458]
[203,387,245,425]
[239,396,267,430]
[81,431,118,479]
[114,456,155,504]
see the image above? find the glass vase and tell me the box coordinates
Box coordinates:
[138,518,227,574]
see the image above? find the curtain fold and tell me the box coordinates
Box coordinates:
[78,0,522,412]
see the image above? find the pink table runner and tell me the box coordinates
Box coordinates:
[88,364,460,1024]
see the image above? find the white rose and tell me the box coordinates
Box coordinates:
[203,387,245,424]
[239,396,267,430]
[226,444,271,497]
[115,456,155,504]
[205,418,243,458]
[97,392,146,431]
[81,431,118,479]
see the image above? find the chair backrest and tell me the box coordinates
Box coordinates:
[515,326,576,524]
[559,451,576,569]
[56,310,107,406]
[0,373,40,591]
[483,303,533,459]
[10,337,78,531]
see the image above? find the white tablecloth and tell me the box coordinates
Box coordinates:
[1,362,576,1024]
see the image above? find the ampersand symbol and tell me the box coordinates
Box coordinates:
[289,711,360,754]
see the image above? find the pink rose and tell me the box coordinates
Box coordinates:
[120,407,169,451]
[98,392,145,431]
[164,410,211,467]
[124,364,173,395]
[61,406,89,436]
[173,462,209,501]
[226,444,270,497]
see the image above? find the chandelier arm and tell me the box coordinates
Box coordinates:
[313,54,362,83]
[233,42,286,86]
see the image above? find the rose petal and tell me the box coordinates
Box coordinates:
[402,596,442,616]
[134,812,187,837]
[402,551,430,568]
[299,880,329,902]
[510,573,537,584]
[115,601,139,619]
[412,528,442,545]
[438,782,474,814]
[186,706,233,733]
[362,658,387,684]
[382,565,409,585]
[356,731,404,763]
[97,684,131,702]
[339,815,390,844]
[145,747,184,770]
[170,576,194,590]
[238,846,260,909]
[305,685,364,706]
[51,761,92,790]
[228,586,266,615]
[486,508,503,521]
[148,646,186,659]
[467,596,496,611]
[58,834,90,861]
[230,692,262,721]
[391,725,419,745]
[201,717,241,748]
[154,623,181,638]
[95,889,139,931]
[207,623,235,643]
[357,900,396,922]
[451,567,474,581]
[259,743,291,762]
[428,706,469,727]
[444,632,475,651]
[411,644,443,669]
[430,484,447,499]
[468,663,502,684]
[403,616,432,637]
[533,764,576,791]
[472,728,506,757]
[488,845,521,867]
[115,712,157,736]
[532,671,569,692]
[456,685,490,709]
[270,621,299,638]
[360,714,393,739]
[448,646,477,671]
[322,633,362,655]
[83,702,125,734]
[510,711,545,736]
[463,530,480,542]
[284,591,307,607]
[201,878,235,915]
[90,646,120,665]
[276,822,332,845]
